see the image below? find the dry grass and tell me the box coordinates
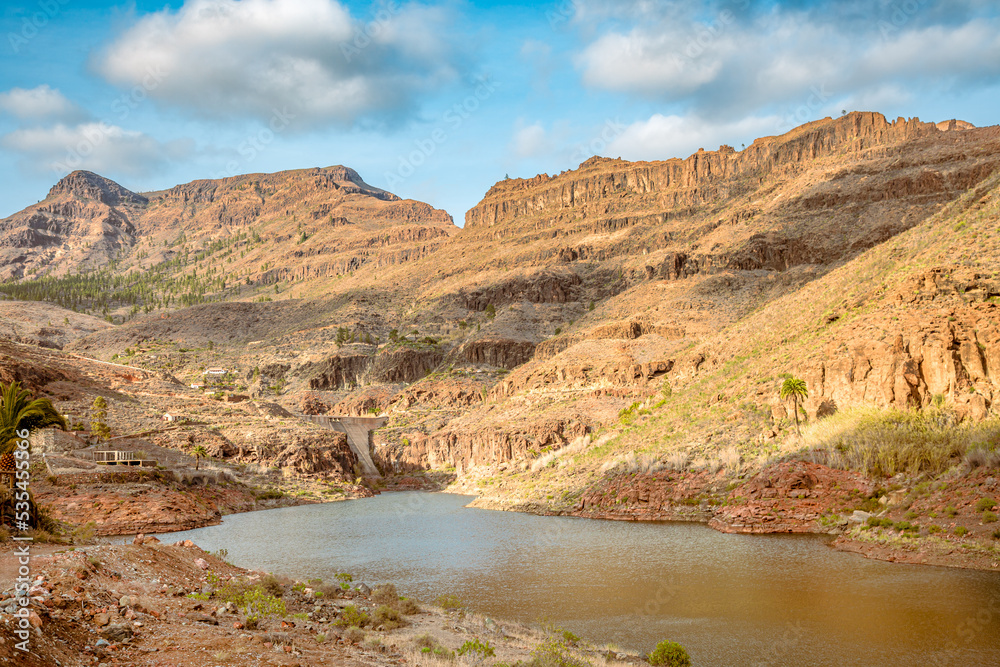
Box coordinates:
[803,407,1000,476]
[718,446,741,474]
[531,435,610,472]
[406,647,456,666]
[964,447,1000,471]
[600,451,663,475]
[665,450,689,471]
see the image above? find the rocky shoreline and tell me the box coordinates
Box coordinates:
[467,460,1000,572]
[31,468,375,537]
[0,538,644,667]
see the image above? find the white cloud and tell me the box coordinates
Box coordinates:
[606,113,781,162]
[574,2,1000,120]
[862,22,1000,82]
[511,122,551,159]
[95,0,462,128]
[2,122,193,177]
[0,85,85,122]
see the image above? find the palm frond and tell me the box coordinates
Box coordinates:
[0,380,68,455]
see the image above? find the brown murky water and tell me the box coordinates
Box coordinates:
[160,491,1000,666]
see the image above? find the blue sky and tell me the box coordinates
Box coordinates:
[2,0,1000,225]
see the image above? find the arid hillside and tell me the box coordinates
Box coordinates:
[0,165,456,313]
[2,113,1000,541]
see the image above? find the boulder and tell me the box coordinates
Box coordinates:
[100,623,134,642]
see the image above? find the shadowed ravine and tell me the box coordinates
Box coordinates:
[157,491,1000,667]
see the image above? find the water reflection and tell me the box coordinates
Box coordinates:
[160,491,1000,667]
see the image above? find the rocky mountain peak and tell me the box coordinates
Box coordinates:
[47,171,148,208]
[316,165,400,202]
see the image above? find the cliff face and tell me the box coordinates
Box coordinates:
[796,270,1000,422]
[460,115,1000,287]
[465,114,951,230]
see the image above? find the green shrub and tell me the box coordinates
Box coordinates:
[648,640,691,667]
[338,604,370,628]
[343,626,365,644]
[457,638,495,658]
[371,583,398,606]
[255,488,285,500]
[993,528,1000,540]
[618,402,642,425]
[954,526,969,537]
[397,597,420,615]
[259,574,285,598]
[975,498,997,512]
[240,587,286,628]
[562,630,580,643]
[928,524,943,534]
[433,645,456,660]
[374,605,403,630]
[435,594,462,610]
[982,511,998,524]
[529,638,591,667]
[945,505,958,517]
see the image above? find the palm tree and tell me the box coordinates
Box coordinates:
[0,381,67,531]
[191,445,208,471]
[780,376,809,436]
[0,381,68,459]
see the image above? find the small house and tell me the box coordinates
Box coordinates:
[92,450,155,467]
[94,450,137,465]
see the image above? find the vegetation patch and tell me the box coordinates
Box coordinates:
[648,640,692,667]
[805,408,1000,477]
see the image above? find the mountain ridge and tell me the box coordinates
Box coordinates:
[1,111,999,506]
